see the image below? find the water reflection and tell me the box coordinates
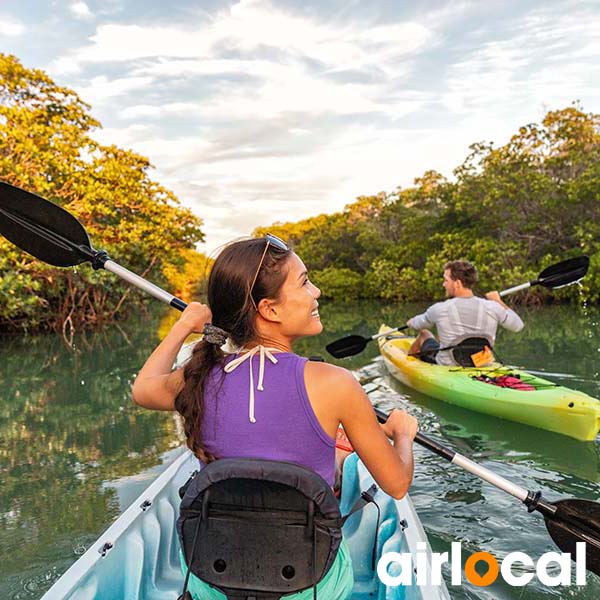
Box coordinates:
[0,310,184,598]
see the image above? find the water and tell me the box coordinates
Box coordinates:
[1,302,599,598]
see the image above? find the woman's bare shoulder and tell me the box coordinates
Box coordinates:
[303,360,362,393]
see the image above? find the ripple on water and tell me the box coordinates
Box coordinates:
[5,567,62,600]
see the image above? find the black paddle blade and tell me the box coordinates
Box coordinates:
[0,181,93,267]
[326,335,369,358]
[544,499,600,576]
[537,256,589,289]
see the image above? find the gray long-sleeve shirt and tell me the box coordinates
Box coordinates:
[408,296,524,366]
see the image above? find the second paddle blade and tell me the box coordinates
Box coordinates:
[0,182,92,267]
[326,334,368,358]
[544,498,600,576]
[538,256,589,289]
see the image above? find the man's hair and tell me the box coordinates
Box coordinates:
[444,260,478,289]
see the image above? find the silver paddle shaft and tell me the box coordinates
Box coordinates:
[371,327,399,340]
[499,282,531,297]
[103,260,187,311]
[452,454,529,501]
[413,431,530,502]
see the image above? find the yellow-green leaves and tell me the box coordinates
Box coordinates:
[0,54,205,332]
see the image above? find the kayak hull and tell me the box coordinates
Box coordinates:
[42,448,449,599]
[378,325,600,441]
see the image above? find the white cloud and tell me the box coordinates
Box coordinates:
[441,6,600,117]
[0,15,25,36]
[52,0,432,74]
[74,75,154,104]
[70,2,93,19]
[52,55,82,75]
[120,102,199,119]
[93,124,152,148]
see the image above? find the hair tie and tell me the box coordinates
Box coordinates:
[202,323,229,346]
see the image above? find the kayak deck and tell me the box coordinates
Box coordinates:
[378,325,600,441]
[42,449,449,599]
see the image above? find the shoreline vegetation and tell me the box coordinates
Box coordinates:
[0,54,207,335]
[1,53,599,335]
[256,108,599,307]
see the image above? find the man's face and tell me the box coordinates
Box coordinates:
[442,269,458,297]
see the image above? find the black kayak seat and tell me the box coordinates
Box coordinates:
[177,458,357,600]
[450,336,494,367]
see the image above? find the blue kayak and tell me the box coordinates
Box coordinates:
[41,450,449,599]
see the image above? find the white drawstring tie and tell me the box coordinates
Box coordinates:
[223,345,280,423]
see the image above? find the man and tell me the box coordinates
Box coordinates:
[407,260,524,366]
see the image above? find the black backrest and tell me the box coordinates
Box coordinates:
[451,336,494,367]
[177,458,343,600]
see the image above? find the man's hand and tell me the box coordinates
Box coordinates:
[485,291,508,309]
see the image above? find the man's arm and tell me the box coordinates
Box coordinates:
[485,291,524,332]
[407,304,437,330]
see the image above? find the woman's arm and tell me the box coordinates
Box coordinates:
[305,363,417,499]
[132,303,212,410]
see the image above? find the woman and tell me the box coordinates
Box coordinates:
[132,235,418,600]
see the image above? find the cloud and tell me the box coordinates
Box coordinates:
[48,0,436,160]
[120,102,199,119]
[0,15,25,36]
[93,124,153,149]
[441,4,600,118]
[52,0,432,73]
[166,173,345,252]
[139,120,472,252]
[70,2,93,20]
[74,75,154,104]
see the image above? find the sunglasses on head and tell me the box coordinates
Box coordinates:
[248,234,289,310]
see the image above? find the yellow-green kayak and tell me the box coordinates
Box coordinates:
[378,325,600,441]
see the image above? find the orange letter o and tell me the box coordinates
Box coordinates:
[464,552,499,586]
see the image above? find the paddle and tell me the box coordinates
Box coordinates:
[374,407,600,576]
[326,256,590,359]
[0,181,188,312]
[325,326,410,359]
[500,256,590,297]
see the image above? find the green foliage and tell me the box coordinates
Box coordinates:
[311,267,364,300]
[256,104,600,304]
[0,54,205,332]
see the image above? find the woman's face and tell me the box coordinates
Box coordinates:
[268,252,322,340]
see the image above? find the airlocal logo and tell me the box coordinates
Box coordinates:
[377,542,587,587]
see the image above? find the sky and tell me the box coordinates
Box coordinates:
[1,0,599,252]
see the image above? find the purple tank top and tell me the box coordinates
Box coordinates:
[200,351,336,486]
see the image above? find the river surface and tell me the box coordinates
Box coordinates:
[1,301,599,599]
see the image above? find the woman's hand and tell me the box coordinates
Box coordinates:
[380,409,419,440]
[132,302,212,411]
[177,302,212,334]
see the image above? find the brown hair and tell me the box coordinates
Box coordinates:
[444,260,478,289]
[175,238,292,461]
